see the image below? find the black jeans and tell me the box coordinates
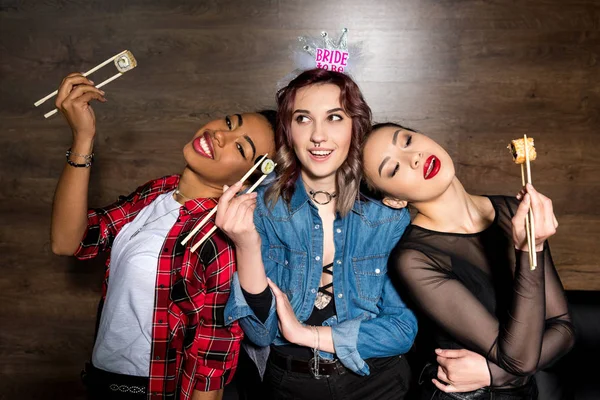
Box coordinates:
[263,354,411,400]
[82,362,148,400]
[235,344,269,400]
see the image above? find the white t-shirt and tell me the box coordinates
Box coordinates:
[92,191,180,376]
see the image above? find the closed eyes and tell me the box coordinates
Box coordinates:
[390,162,400,177]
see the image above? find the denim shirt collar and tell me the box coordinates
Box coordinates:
[287,175,366,216]
[288,176,311,215]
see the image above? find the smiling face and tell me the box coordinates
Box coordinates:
[363,126,455,206]
[289,83,353,183]
[182,113,275,187]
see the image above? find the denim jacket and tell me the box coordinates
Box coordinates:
[225,177,417,376]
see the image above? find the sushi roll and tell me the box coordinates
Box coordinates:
[114,50,138,73]
[508,137,537,164]
[260,158,276,175]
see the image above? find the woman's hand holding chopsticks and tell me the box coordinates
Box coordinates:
[513,184,558,253]
[56,73,107,144]
[214,181,261,251]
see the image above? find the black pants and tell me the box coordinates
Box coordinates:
[82,362,149,400]
[235,344,268,400]
[263,353,411,400]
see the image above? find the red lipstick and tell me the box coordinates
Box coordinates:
[423,155,440,179]
[192,132,214,159]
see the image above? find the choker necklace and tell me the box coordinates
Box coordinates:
[305,183,337,205]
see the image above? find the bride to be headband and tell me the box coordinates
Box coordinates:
[279,27,364,88]
[299,28,350,72]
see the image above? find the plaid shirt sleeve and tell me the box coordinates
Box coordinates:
[192,231,243,391]
[73,181,153,260]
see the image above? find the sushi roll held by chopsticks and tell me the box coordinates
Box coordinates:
[186,156,277,253]
[509,137,537,164]
[35,50,138,119]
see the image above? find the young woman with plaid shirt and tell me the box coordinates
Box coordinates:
[50,73,276,400]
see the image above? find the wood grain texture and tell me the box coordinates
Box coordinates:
[1,0,598,398]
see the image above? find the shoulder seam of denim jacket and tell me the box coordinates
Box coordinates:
[357,211,407,227]
[354,196,409,219]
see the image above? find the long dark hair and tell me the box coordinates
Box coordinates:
[266,69,372,215]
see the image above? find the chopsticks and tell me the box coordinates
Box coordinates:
[43,73,124,118]
[34,50,127,107]
[35,50,136,119]
[521,134,537,270]
[189,163,276,253]
[180,153,268,247]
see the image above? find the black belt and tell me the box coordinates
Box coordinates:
[269,349,347,377]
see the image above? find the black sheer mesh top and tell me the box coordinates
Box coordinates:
[391,196,575,388]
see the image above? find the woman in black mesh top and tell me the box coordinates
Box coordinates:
[361,123,575,400]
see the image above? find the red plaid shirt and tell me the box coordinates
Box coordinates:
[74,175,242,399]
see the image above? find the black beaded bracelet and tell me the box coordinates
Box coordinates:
[66,148,94,168]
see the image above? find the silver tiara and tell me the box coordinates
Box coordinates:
[277,28,366,89]
[298,28,348,57]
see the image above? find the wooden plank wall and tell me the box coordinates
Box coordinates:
[0,1,598,398]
